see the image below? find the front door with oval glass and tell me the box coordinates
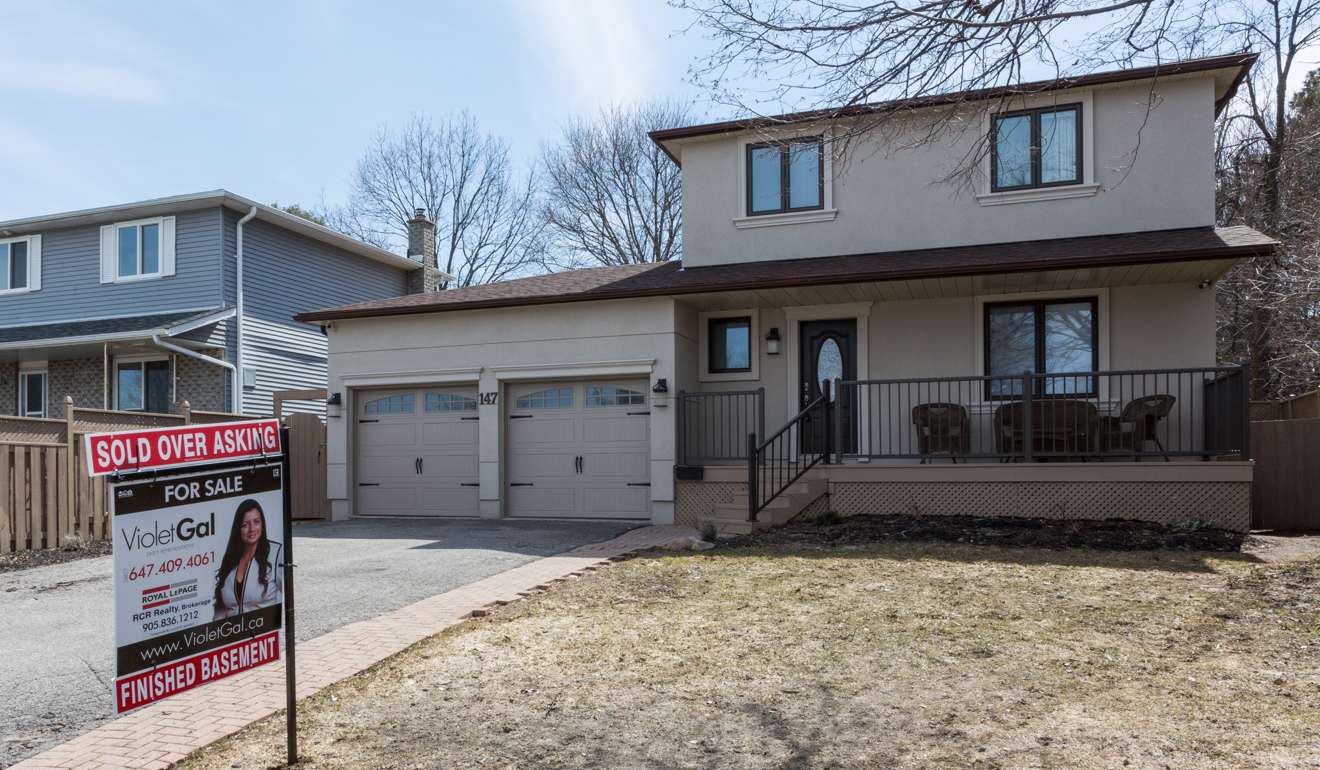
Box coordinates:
[799,319,857,453]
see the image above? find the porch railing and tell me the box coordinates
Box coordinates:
[677,388,764,465]
[749,382,830,521]
[834,366,1250,462]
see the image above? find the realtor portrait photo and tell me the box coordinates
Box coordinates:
[213,498,283,619]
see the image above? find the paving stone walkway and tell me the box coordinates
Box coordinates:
[16,524,697,770]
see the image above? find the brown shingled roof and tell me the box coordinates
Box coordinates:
[296,226,1276,323]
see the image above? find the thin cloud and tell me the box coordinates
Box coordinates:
[0,3,170,104]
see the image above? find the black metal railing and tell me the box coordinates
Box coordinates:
[833,365,1250,462]
[677,388,764,465]
[748,381,831,521]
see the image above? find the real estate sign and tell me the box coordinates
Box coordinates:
[90,419,289,714]
[85,419,282,477]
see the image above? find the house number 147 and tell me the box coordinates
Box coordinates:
[480,392,498,405]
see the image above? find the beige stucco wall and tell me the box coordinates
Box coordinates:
[324,297,682,523]
[680,76,1217,267]
[679,281,1218,434]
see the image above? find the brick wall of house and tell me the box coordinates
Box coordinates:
[0,363,15,417]
[174,352,230,412]
[48,358,105,417]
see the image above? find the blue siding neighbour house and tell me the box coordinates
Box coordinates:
[0,191,442,418]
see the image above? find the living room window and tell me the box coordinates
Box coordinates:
[708,316,752,374]
[116,359,171,412]
[18,370,46,418]
[984,297,1098,398]
[991,104,1082,192]
[747,137,823,215]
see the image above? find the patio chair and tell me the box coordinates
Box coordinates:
[911,402,970,463]
[1098,394,1176,460]
[994,399,1099,460]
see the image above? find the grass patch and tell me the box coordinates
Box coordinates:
[183,535,1320,769]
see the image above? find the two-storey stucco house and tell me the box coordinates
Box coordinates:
[300,53,1275,533]
[0,191,444,419]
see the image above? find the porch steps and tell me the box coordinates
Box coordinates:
[699,475,828,536]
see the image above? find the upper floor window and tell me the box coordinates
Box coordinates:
[0,235,40,294]
[991,105,1082,192]
[747,137,823,215]
[100,216,175,283]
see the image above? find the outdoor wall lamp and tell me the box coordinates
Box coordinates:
[652,378,669,408]
[326,391,343,418]
[765,327,781,356]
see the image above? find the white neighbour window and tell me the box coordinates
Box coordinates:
[115,358,171,412]
[100,217,175,283]
[0,235,41,293]
[18,370,47,417]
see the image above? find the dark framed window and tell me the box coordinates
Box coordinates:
[116,360,171,412]
[991,104,1082,192]
[709,316,752,374]
[984,297,1098,398]
[746,137,824,215]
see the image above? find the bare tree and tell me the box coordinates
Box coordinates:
[329,113,545,287]
[541,101,689,267]
[672,0,1263,183]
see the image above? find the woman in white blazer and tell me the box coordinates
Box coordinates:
[213,498,283,619]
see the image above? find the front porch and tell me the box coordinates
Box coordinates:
[669,255,1254,533]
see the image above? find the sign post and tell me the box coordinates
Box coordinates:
[86,419,298,764]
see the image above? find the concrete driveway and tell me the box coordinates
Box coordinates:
[0,517,638,767]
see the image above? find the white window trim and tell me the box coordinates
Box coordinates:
[108,217,167,283]
[972,287,1111,413]
[0,235,39,295]
[17,367,48,418]
[733,132,837,228]
[112,354,173,412]
[976,90,1099,207]
[699,308,760,382]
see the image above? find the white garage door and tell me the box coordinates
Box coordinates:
[356,387,480,517]
[506,380,651,519]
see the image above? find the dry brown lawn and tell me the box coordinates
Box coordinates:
[183,535,1320,770]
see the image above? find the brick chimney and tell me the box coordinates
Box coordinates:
[405,208,443,293]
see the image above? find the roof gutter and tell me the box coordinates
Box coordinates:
[234,206,257,412]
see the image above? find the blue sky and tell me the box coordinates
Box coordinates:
[0,0,709,218]
[4,2,1315,222]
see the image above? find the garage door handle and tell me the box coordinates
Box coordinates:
[358,419,379,424]
[575,455,582,474]
[417,457,423,474]
[627,411,650,416]
[358,482,380,487]
[627,482,651,487]
[460,483,480,487]
[510,482,534,487]
[460,416,480,421]
[510,414,534,419]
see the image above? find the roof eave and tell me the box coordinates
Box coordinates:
[296,237,1276,324]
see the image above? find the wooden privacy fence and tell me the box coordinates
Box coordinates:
[1251,417,1320,531]
[0,398,262,552]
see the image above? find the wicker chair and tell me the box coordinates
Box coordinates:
[1098,394,1176,459]
[911,402,971,463]
[993,399,1099,460]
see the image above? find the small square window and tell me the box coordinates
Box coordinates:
[114,221,164,280]
[709,317,752,374]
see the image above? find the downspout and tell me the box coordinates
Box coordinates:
[152,335,236,372]
[234,206,258,414]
